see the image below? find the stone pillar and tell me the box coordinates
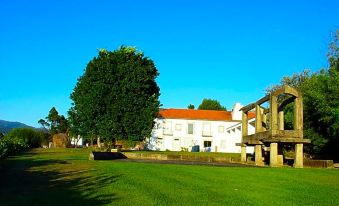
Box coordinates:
[278,110,284,130]
[270,143,278,167]
[241,145,247,162]
[262,113,267,131]
[97,137,101,148]
[277,155,284,166]
[270,95,278,131]
[255,145,263,166]
[255,105,263,132]
[294,143,303,168]
[242,112,248,137]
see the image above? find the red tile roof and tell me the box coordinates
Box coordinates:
[158,109,256,121]
[248,112,255,119]
[159,109,233,121]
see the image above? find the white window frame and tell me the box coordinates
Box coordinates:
[187,123,194,135]
[202,122,212,137]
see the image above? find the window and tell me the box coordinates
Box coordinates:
[202,123,212,136]
[157,137,163,145]
[204,141,212,147]
[218,126,224,133]
[163,121,172,135]
[175,124,182,131]
[187,123,194,135]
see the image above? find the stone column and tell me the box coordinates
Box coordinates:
[278,110,284,130]
[270,95,278,131]
[255,105,263,132]
[241,145,247,162]
[255,145,263,166]
[270,143,278,167]
[294,143,303,168]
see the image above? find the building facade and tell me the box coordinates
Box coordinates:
[146,103,255,153]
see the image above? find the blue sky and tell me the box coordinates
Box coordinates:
[0,0,338,127]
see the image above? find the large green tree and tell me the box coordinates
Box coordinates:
[198,98,226,111]
[69,46,160,145]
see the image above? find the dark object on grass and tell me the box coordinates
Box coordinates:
[191,145,199,152]
[89,152,127,160]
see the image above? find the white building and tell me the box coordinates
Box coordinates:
[146,103,255,153]
[71,135,83,147]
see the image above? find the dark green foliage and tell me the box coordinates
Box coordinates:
[69,46,160,145]
[39,107,68,135]
[187,104,195,109]
[302,69,339,159]
[38,119,49,129]
[0,137,28,159]
[198,98,226,111]
[5,128,45,148]
[46,107,68,134]
[0,128,43,158]
[328,30,339,73]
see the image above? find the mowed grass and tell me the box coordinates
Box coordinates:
[0,149,339,206]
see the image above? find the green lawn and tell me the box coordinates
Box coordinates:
[1,148,338,206]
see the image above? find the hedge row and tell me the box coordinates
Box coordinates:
[0,137,28,159]
[0,128,48,159]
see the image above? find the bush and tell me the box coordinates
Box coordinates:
[0,136,28,159]
[5,128,45,148]
[0,128,47,159]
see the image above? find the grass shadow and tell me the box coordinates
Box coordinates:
[0,157,119,206]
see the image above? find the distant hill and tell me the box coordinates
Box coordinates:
[0,120,34,134]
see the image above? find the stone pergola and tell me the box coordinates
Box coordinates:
[238,85,310,168]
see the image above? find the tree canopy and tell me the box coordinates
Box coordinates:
[187,104,195,109]
[198,98,226,111]
[69,46,160,145]
[38,107,68,135]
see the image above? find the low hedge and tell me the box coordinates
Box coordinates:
[0,136,28,159]
[0,128,46,159]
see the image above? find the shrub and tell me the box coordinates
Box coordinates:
[0,128,47,158]
[0,136,28,159]
[5,128,45,148]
